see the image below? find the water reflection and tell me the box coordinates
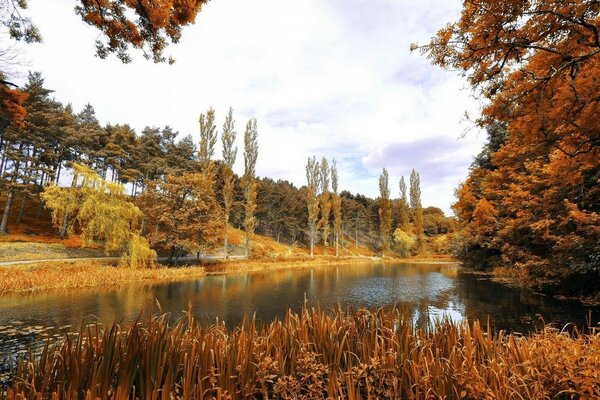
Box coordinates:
[0,262,598,362]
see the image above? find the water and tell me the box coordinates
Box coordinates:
[1,262,599,365]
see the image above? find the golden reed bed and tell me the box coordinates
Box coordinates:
[2,307,599,399]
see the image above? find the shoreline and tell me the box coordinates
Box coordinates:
[0,255,457,295]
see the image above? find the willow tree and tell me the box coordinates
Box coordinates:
[305,156,320,257]
[318,157,332,255]
[410,169,424,252]
[221,107,237,259]
[378,168,392,258]
[41,163,155,267]
[331,159,342,257]
[242,118,258,258]
[198,107,217,171]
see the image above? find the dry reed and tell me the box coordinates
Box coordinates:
[2,307,599,399]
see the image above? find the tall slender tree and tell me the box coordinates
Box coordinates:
[198,107,217,171]
[242,118,258,258]
[305,156,320,257]
[318,157,331,255]
[398,176,410,231]
[410,169,424,252]
[331,159,342,257]
[378,168,392,257]
[221,107,237,259]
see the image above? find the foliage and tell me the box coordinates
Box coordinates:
[4,307,600,399]
[317,157,331,254]
[119,233,156,269]
[409,169,424,252]
[393,228,415,257]
[221,107,237,259]
[198,107,217,170]
[378,168,392,256]
[331,159,342,256]
[421,1,600,295]
[242,118,258,257]
[397,176,410,231]
[305,157,320,256]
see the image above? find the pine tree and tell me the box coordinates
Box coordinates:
[318,157,331,255]
[378,168,392,257]
[242,118,258,258]
[221,107,237,259]
[410,168,424,253]
[331,159,342,257]
[305,156,320,257]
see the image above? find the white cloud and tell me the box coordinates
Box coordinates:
[11,0,485,214]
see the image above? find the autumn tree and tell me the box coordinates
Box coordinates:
[4,0,208,64]
[378,168,392,257]
[398,176,410,231]
[409,169,424,253]
[138,172,223,262]
[420,0,600,295]
[242,118,258,258]
[318,157,332,255]
[221,107,237,259]
[305,156,320,257]
[198,107,217,171]
[331,159,342,256]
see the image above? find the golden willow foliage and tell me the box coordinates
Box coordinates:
[418,0,600,295]
[119,233,156,269]
[4,307,600,399]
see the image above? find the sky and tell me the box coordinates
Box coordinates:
[9,0,485,215]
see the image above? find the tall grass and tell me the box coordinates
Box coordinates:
[3,307,599,399]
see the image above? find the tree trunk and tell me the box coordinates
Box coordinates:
[0,189,14,234]
[335,233,339,257]
[60,212,69,239]
[16,193,27,225]
[223,221,228,260]
[35,198,44,220]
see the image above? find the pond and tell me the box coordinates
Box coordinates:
[1,262,599,366]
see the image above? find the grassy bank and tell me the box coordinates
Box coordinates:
[0,256,424,294]
[3,307,599,399]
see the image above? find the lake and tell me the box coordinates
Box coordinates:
[1,262,598,365]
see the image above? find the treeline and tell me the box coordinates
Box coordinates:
[421,1,600,297]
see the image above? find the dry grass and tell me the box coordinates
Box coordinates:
[0,242,102,262]
[0,261,208,294]
[2,307,599,399]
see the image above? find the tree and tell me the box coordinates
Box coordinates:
[378,168,392,257]
[398,176,410,231]
[4,0,208,64]
[138,172,223,262]
[242,118,258,258]
[331,159,342,256]
[198,107,217,171]
[420,0,600,295]
[305,157,320,257]
[318,157,331,255]
[409,169,424,253]
[221,107,237,259]
[393,228,415,257]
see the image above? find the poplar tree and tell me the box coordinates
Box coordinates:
[242,118,258,258]
[331,159,342,257]
[198,107,217,170]
[221,107,237,259]
[410,168,424,252]
[398,176,410,231]
[318,157,331,255]
[305,156,320,257]
[378,168,392,257]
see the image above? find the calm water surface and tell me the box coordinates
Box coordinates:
[1,262,599,365]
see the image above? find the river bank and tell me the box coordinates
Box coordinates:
[0,255,456,294]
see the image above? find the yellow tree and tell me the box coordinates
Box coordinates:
[305,156,320,257]
[378,168,392,258]
[409,169,424,253]
[221,107,237,259]
[318,157,331,255]
[242,118,258,258]
[331,159,342,257]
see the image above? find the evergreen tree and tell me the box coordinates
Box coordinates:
[242,118,258,258]
[305,156,320,257]
[378,168,392,257]
[410,168,424,252]
[221,107,237,259]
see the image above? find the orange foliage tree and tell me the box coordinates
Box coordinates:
[420,1,600,295]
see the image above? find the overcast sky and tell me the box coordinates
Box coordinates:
[10,0,485,214]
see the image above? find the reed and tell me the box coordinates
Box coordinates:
[2,307,599,399]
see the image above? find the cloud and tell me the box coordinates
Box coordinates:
[10,0,485,214]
